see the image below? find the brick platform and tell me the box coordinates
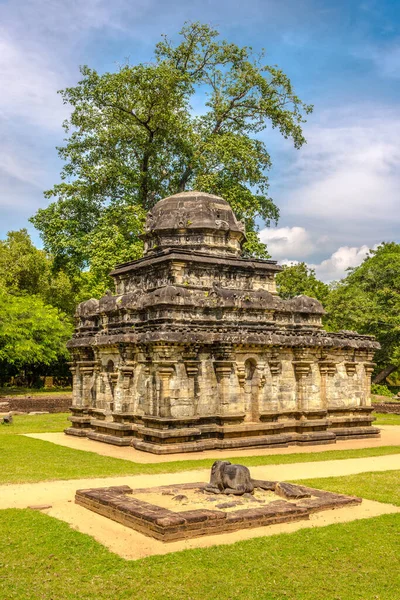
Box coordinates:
[75,481,362,542]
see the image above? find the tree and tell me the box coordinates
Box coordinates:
[0,229,79,315]
[324,243,400,383]
[0,291,72,386]
[276,262,330,303]
[31,21,313,294]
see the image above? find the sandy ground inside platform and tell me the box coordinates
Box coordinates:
[24,425,400,463]
[130,486,284,512]
[2,452,400,559]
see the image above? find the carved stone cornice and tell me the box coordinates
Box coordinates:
[292,360,313,378]
[318,361,337,376]
[236,365,246,387]
[214,361,233,381]
[184,360,200,377]
[364,362,376,376]
[268,360,282,376]
[344,362,357,377]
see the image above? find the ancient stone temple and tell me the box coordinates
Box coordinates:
[66,191,379,453]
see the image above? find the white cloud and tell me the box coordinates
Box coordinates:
[310,245,373,282]
[275,243,375,283]
[0,33,66,129]
[271,107,400,255]
[259,226,316,259]
[0,0,151,212]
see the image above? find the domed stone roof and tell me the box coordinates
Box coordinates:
[145,191,245,235]
[142,191,246,257]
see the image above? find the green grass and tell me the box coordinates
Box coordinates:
[0,413,399,484]
[1,432,400,485]
[0,386,71,397]
[374,412,400,425]
[0,509,399,600]
[294,469,400,506]
[0,412,70,435]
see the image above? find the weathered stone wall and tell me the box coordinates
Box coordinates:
[3,395,71,413]
[372,402,400,414]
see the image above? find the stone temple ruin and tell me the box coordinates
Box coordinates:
[66,191,379,453]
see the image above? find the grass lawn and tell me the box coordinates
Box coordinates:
[374,413,400,426]
[1,417,399,600]
[295,469,400,506]
[1,434,400,485]
[0,412,70,435]
[0,413,400,484]
[0,387,71,397]
[0,491,399,599]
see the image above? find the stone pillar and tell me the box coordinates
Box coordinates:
[214,361,233,415]
[157,363,175,417]
[117,364,135,412]
[318,361,336,409]
[184,360,200,414]
[252,363,266,421]
[69,363,79,407]
[293,360,313,411]
[363,362,376,407]
[78,362,96,408]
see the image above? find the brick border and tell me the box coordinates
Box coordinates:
[75,482,361,542]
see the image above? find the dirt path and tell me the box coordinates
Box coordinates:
[24,425,400,463]
[2,454,399,509]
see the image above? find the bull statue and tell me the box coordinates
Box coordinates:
[205,460,274,495]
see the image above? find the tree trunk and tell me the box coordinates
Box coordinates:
[373,364,397,384]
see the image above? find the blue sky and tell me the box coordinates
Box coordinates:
[0,0,399,280]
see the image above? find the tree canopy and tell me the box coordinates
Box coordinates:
[31,21,312,293]
[324,243,400,382]
[0,230,75,385]
[0,229,78,315]
[275,245,400,384]
[275,262,330,303]
[0,292,71,368]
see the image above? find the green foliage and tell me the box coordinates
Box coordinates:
[325,242,400,375]
[31,21,313,291]
[0,291,72,370]
[275,262,330,302]
[0,229,77,385]
[371,383,393,397]
[0,229,78,314]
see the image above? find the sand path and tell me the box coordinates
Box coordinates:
[24,424,400,463]
[2,453,400,509]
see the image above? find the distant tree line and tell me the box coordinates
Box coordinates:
[276,242,400,386]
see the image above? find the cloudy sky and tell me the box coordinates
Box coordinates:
[1,0,399,281]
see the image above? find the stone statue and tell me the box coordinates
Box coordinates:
[205,460,276,495]
[205,460,254,495]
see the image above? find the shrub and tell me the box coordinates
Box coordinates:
[371,383,393,397]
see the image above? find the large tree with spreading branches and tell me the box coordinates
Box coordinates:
[31,21,313,293]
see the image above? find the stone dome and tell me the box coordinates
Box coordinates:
[142,191,246,257]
